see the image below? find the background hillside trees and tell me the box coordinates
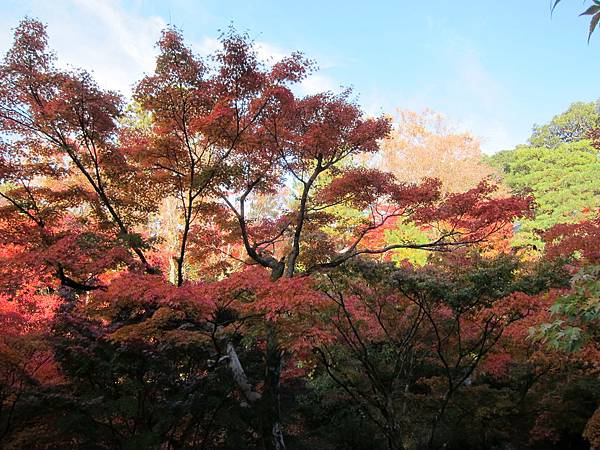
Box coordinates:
[489,100,600,248]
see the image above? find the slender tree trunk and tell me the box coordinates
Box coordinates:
[428,390,451,449]
[384,398,404,450]
[168,257,177,285]
[260,328,285,450]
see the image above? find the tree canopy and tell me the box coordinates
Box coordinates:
[489,100,600,248]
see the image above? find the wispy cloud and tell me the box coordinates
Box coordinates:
[299,73,339,95]
[253,41,340,95]
[193,36,221,57]
[1,0,386,132]
[0,0,167,95]
[435,37,517,153]
[195,35,340,96]
[72,0,164,73]
[1,1,342,101]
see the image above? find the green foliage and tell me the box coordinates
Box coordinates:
[532,265,600,352]
[294,383,386,450]
[489,140,600,247]
[528,100,600,148]
[308,256,574,449]
[118,232,151,250]
[120,101,153,130]
[384,222,430,266]
[393,253,522,307]
[515,257,572,294]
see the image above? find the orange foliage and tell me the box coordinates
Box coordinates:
[377,109,498,193]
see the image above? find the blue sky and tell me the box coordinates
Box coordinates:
[1,0,598,153]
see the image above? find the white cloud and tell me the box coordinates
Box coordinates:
[458,117,514,154]
[62,0,165,95]
[299,73,339,95]
[255,41,288,63]
[73,0,164,72]
[252,41,341,96]
[193,36,221,57]
[436,38,517,153]
[193,35,341,97]
[454,50,505,113]
[0,0,167,96]
[1,1,342,103]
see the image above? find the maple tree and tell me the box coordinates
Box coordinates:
[309,253,570,450]
[530,215,600,449]
[0,18,156,293]
[130,27,313,286]
[552,0,600,41]
[364,108,506,267]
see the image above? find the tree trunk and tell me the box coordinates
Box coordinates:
[386,433,404,450]
[226,343,261,404]
[384,398,404,450]
[260,329,285,450]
